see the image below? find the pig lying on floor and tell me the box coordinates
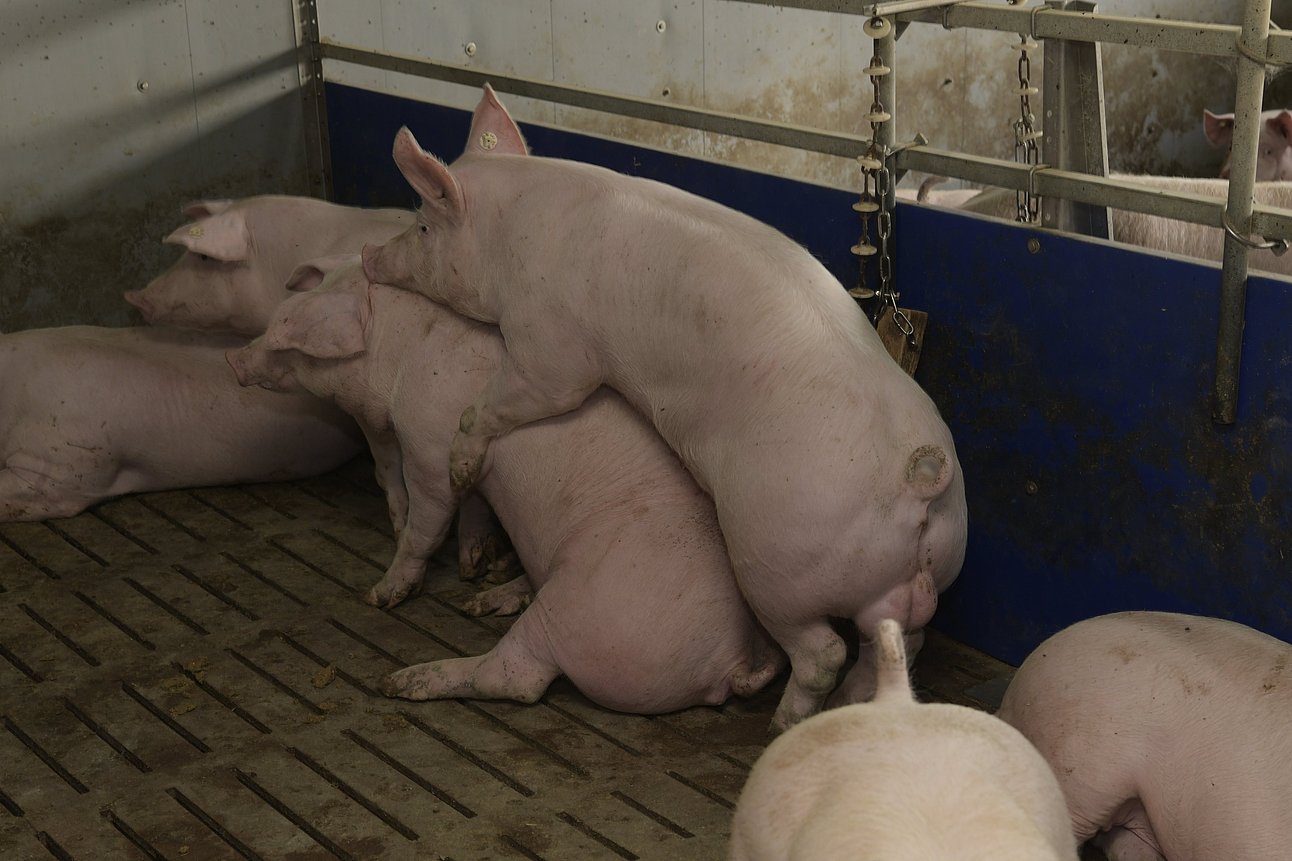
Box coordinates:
[125,197,412,335]
[363,84,967,732]
[227,258,784,712]
[729,619,1078,861]
[0,326,363,521]
[997,611,1292,861]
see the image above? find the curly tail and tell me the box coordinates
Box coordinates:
[906,444,954,501]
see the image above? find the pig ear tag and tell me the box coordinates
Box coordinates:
[479,131,498,151]
[188,225,205,237]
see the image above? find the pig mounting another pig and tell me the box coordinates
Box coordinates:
[997,611,1292,861]
[227,258,784,713]
[728,618,1079,861]
[125,196,412,335]
[362,84,967,731]
[0,326,363,521]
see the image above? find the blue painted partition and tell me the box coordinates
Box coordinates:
[326,82,1292,666]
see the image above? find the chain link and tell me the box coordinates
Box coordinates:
[1013,33,1043,223]
[851,16,914,342]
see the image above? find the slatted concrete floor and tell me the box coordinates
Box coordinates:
[0,457,1014,861]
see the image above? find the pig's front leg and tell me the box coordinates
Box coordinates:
[449,344,600,492]
[456,490,505,580]
[0,455,104,522]
[380,607,559,704]
[364,430,409,535]
[365,485,455,609]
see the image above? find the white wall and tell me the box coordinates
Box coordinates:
[319,1,1291,190]
[1,0,306,330]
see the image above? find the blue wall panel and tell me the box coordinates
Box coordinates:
[327,82,1292,665]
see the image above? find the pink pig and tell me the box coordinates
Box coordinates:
[730,619,1078,861]
[125,197,412,335]
[0,326,363,521]
[362,85,967,730]
[226,259,784,712]
[1203,108,1292,180]
[997,612,1292,861]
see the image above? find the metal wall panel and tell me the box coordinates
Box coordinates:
[318,1,1292,191]
[1,0,306,331]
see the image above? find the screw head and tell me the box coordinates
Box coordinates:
[137,80,150,92]
[1027,237,1041,254]
[656,20,667,33]
[464,41,477,57]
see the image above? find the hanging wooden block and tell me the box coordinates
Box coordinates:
[876,306,929,377]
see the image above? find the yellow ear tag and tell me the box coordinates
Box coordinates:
[479,131,498,151]
[188,225,204,237]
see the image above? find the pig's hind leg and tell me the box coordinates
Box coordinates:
[462,574,533,617]
[380,606,560,704]
[0,463,94,521]
[450,341,600,492]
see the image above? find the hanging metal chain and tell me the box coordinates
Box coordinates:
[1012,31,1043,222]
[850,15,913,343]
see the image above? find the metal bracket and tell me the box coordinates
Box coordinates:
[1040,1,1112,240]
[292,0,333,200]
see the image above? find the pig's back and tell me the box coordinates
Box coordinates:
[5,326,360,492]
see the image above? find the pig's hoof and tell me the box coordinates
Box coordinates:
[459,542,486,581]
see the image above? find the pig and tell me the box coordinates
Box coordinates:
[0,326,363,521]
[997,611,1292,861]
[958,175,1292,279]
[362,85,968,731]
[728,618,1079,861]
[227,258,785,712]
[124,196,413,335]
[1203,108,1292,180]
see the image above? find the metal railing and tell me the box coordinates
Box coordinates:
[304,0,1288,423]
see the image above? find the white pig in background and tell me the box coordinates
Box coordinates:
[958,175,1292,278]
[362,85,967,732]
[124,197,412,335]
[0,326,363,521]
[728,618,1078,861]
[1203,108,1292,180]
[997,611,1292,861]
[227,259,785,712]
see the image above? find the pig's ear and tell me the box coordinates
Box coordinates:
[265,290,370,359]
[285,254,360,292]
[163,210,252,262]
[180,199,234,219]
[392,127,464,223]
[464,83,528,157]
[1204,110,1235,148]
[1267,110,1292,142]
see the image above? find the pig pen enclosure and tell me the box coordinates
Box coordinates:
[4,1,1292,859]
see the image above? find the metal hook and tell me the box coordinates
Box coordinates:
[1222,213,1291,254]
[1027,162,1050,199]
[1233,35,1276,69]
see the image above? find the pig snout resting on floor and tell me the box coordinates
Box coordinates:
[0,326,364,521]
[124,196,412,335]
[997,611,1292,861]
[362,85,967,732]
[227,258,784,713]
[728,619,1078,861]
[1204,108,1292,180]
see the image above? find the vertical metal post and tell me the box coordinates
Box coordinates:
[293,0,333,200]
[1213,0,1272,424]
[1041,0,1112,239]
[877,22,897,272]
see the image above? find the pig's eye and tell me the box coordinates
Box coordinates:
[197,253,211,262]
[419,224,429,234]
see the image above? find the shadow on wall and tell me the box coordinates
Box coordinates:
[0,93,307,333]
